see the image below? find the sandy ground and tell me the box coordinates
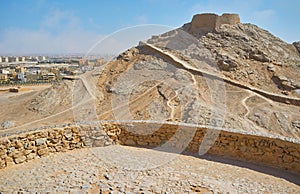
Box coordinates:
[0,84,75,133]
[0,145,299,193]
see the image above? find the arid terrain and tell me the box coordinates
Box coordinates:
[1,146,299,193]
[0,13,299,193]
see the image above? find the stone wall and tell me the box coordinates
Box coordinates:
[1,122,300,174]
[216,13,240,27]
[0,124,112,169]
[104,122,300,174]
[190,13,240,34]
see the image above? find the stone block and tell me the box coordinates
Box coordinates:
[23,149,32,156]
[93,139,106,147]
[282,154,294,163]
[36,138,47,146]
[124,139,136,145]
[290,151,300,158]
[0,159,6,168]
[137,140,148,146]
[55,145,65,152]
[14,140,23,149]
[83,138,93,147]
[26,134,36,141]
[26,153,36,160]
[14,155,26,164]
[7,146,15,154]
[50,138,60,144]
[4,156,14,167]
[0,149,7,156]
[12,150,24,159]
[71,127,79,133]
[64,133,73,140]
[37,148,49,156]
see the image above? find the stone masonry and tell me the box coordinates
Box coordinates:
[0,122,299,175]
[0,124,112,169]
[189,13,240,34]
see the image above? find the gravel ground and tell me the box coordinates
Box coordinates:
[0,145,299,193]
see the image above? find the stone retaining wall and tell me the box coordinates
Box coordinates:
[1,122,300,174]
[104,122,300,174]
[0,125,112,169]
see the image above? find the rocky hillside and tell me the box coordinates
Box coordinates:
[28,81,73,116]
[96,13,300,140]
[164,14,300,97]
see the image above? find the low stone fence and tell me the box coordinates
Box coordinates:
[103,122,300,174]
[0,121,300,174]
[0,124,112,169]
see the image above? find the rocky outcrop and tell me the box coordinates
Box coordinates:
[0,121,14,130]
[293,41,300,53]
[28,81,73,116]
[272,73,300,91]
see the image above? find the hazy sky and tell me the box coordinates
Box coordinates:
[0,0,299,55]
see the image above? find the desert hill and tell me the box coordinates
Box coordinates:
[96,13,300,139]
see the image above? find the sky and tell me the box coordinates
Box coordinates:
[0,0,299,55]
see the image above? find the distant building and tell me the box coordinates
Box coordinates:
[42,73,56,81]
[26,73,38,82]
[27,68,40,75]
[4,57,8,63]
[8,57,15,62]
[0,69,10,74]
[0,74,8,82]
[15,66,25,73]
[19,56,25,62]
[17,72,26,82]
[25,56,32,61]
[81,65,94,72]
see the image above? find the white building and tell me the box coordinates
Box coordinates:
[0,69,10,74]
[38,56,46,61]
[17,72,26,82]
[19,56,25,62]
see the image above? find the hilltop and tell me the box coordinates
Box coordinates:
[96,13,300,140]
